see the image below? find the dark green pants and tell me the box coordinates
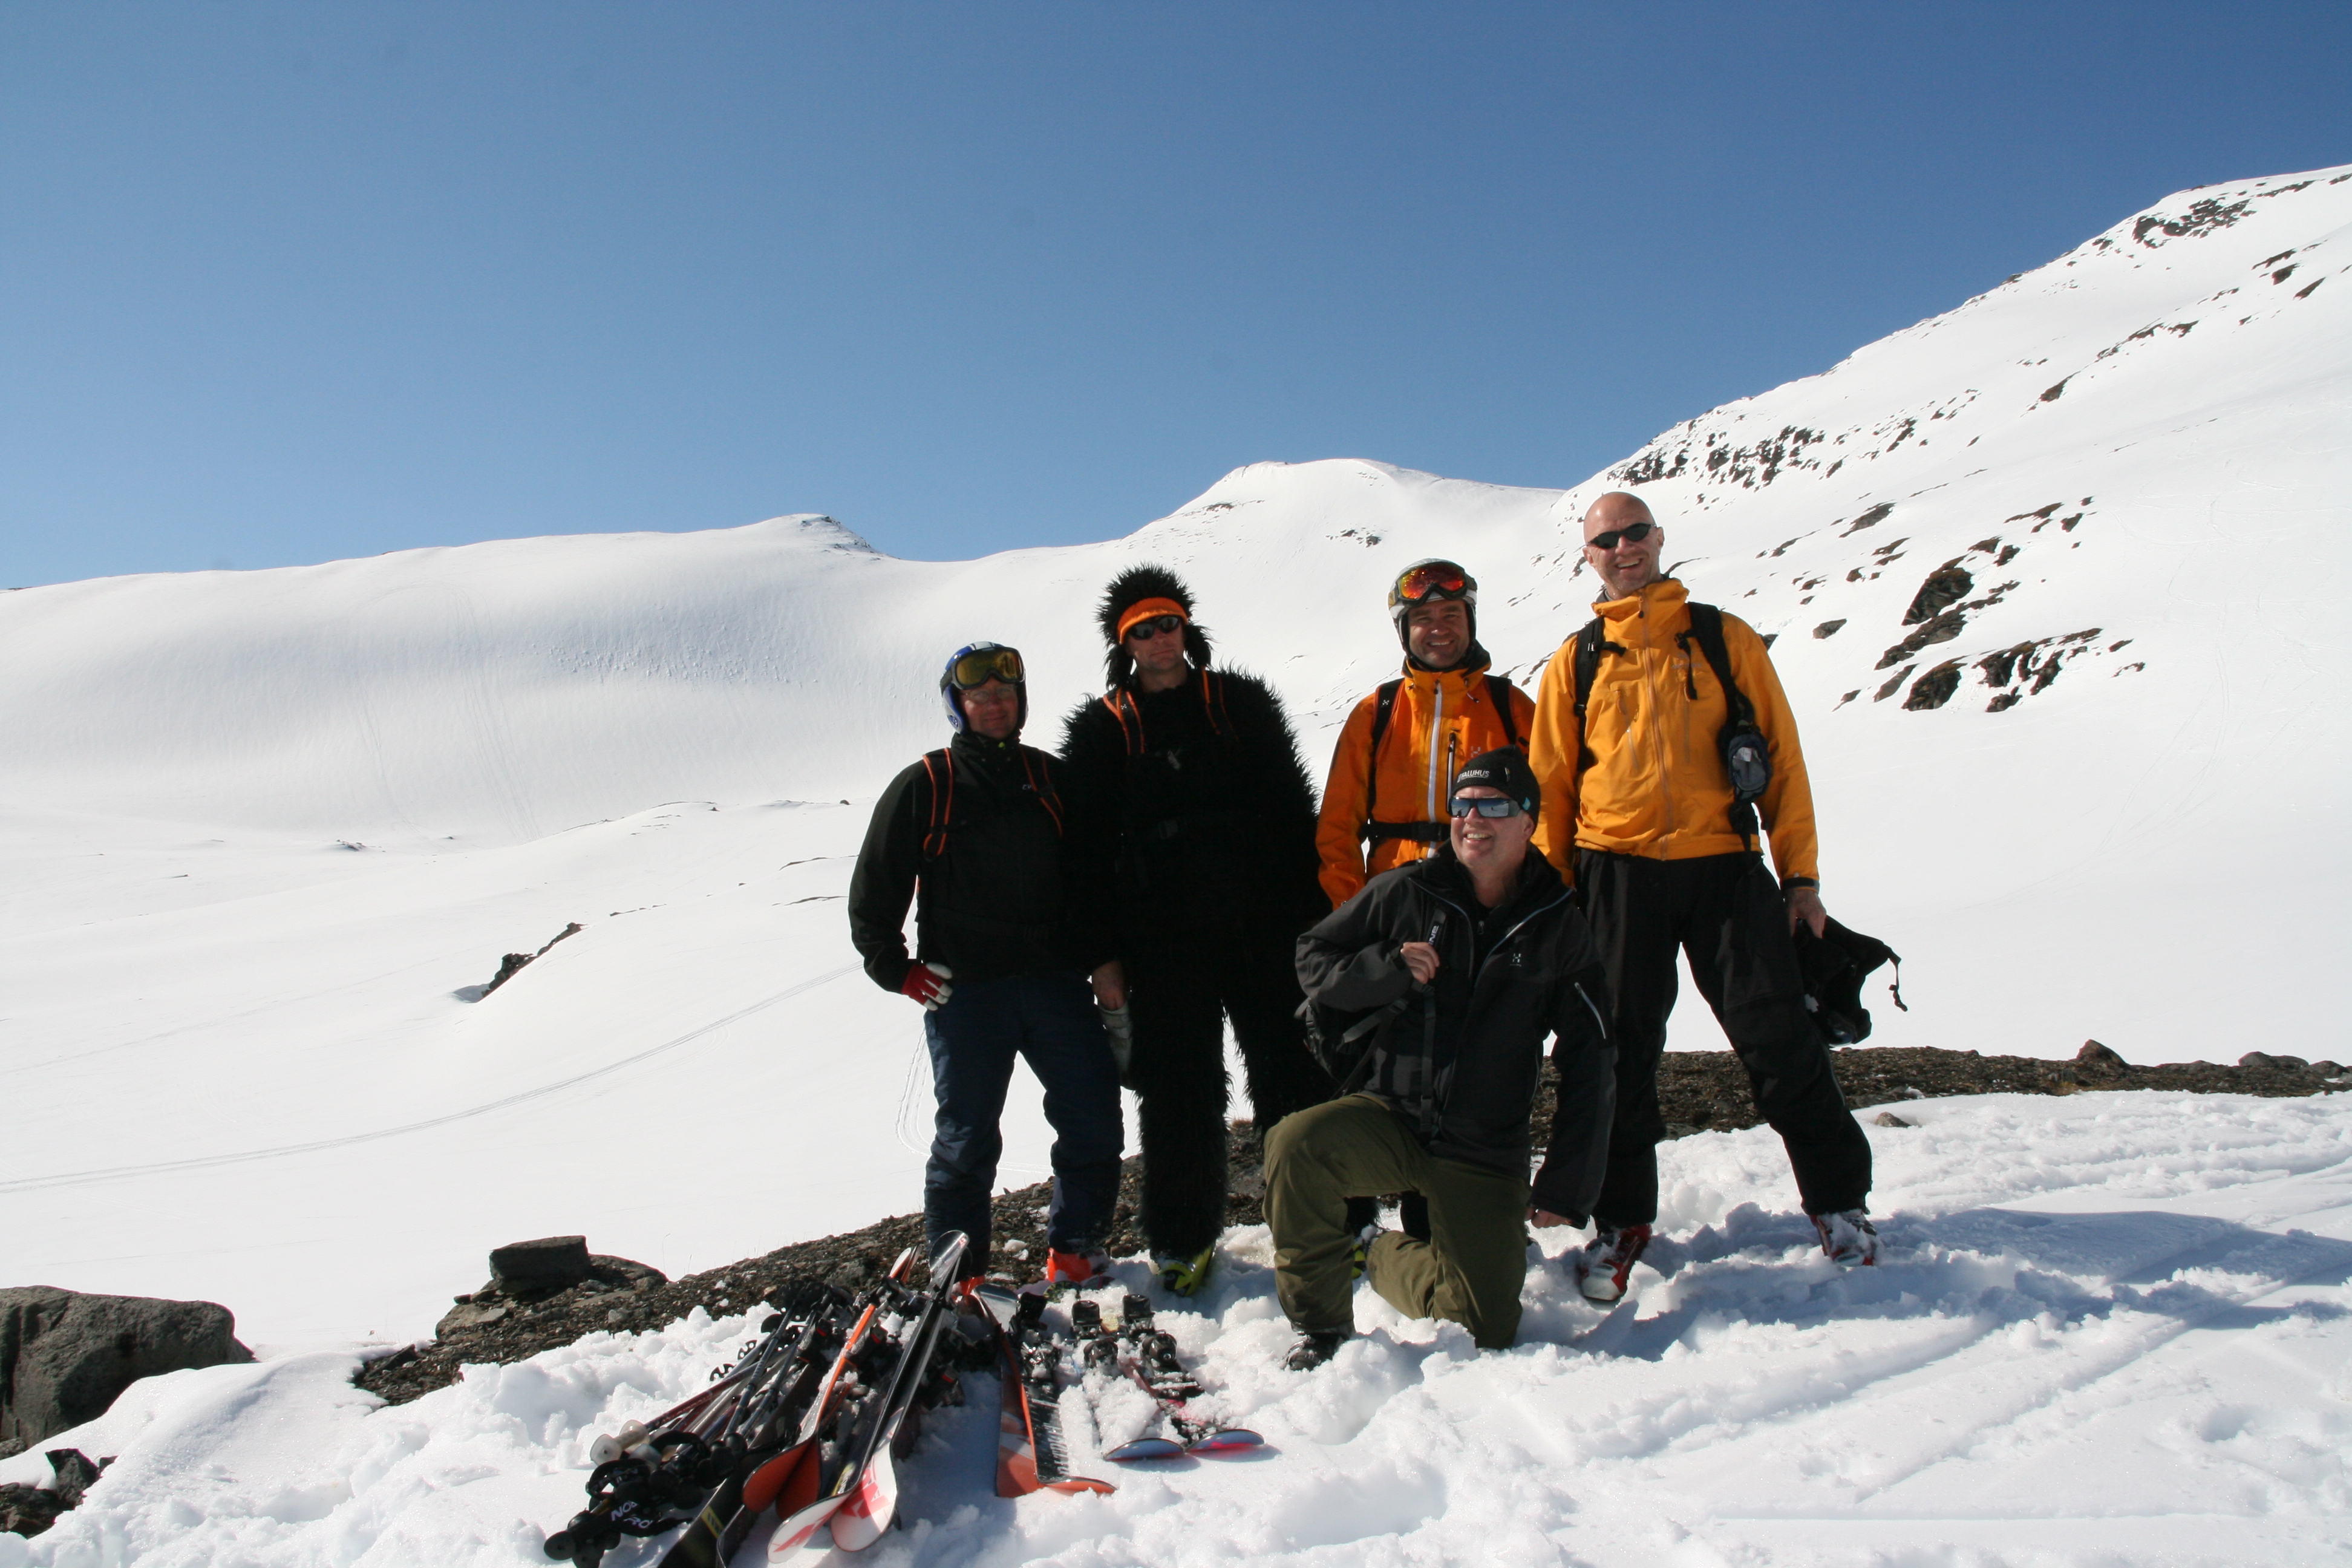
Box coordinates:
[1263,1094,1530,1350]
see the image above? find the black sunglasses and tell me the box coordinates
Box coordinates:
[1448,795,1527,819]
[1586,520,1656,552]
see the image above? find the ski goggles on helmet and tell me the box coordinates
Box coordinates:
[947,645,1025,690]
[1448,794,1527,819]
[1391,560,1475,608]
[1585,520,1656,552]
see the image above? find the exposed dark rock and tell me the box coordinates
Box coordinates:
[0,1449,109,1538]
[491,1236,592,1296]
[1877,609,1966,669]
[2076,1039,2131,1077]
[0,1290,251,1459]
[471,921,583,1001]
[431,1253,665,1342]
[1904,562,1976,625]
[1903,661,1964,711]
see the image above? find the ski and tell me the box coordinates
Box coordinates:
[544,1278,854,1568]
[768,1234,969,1558]
[1076,1295,1264,1459]
[972,1284,1116,1498]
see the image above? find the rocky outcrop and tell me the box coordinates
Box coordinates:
[0,1289,251,1459]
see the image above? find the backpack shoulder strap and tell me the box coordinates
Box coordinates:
[917,748,955,860]
[1362,678,1405,826]
[1100,689,1144,756]
[1018,745,1066,835]
[1572,619,1606,721]
[1485,672,1520,748]
[1683,603,1756,724]
[1201,668,1237,740]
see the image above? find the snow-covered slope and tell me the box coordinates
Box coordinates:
[2,165,2350,1564]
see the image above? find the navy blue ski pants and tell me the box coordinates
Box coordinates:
[924,972,1125,1270]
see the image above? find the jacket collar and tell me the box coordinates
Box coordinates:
[1593,577,1690,647]
[1422,843,1566,920]
[1399,643,1494,694]
[950,730,1024,769]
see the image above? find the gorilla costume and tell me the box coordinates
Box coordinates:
[1058,566,1336,1269]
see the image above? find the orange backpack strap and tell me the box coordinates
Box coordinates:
[918,748,955,860]
[1101,690,1145,756]
[1019,747,1066,835]
[1200,669,1237,740]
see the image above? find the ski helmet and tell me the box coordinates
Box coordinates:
[941,642,1027,733]
[1389,558,1478,650]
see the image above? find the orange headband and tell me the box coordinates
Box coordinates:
[1116,597,1190,642]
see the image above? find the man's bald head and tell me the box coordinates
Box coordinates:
[1580,491,1667,598]
[1581,491,1656,541]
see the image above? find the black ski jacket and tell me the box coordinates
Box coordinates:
[1057,667,1326,949]
[848,731,1107,991]
[1295,848,1615,1219]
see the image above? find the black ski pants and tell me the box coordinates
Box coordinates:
[1126,921,1333,1259]
[1576,849,1870,1225]
[923,973,1125,1270]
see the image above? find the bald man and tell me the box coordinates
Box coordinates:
[1524,492,1875,1301]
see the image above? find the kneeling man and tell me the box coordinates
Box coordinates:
[1267,750,1615,1366]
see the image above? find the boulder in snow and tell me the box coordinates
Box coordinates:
[0,1288,251,1458]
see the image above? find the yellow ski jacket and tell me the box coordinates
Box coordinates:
[1527,578,1820,885]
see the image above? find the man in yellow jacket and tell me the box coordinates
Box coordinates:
[1316,559,1537,909]
[1526,492,1876,1301]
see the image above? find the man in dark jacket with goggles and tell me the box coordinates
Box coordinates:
[1268,748,1615,1367]
[849,641,1124,1284]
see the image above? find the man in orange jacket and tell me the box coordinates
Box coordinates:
[1316,560,1538,1247]
[1526,492,1875,1301]
[1316,560,1537,908]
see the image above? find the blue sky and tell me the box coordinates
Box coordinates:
[5,2,2347,586]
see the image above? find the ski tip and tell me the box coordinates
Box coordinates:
[1187,1428,1266,1454]
[1103,1436,1189,1463]
[1046,1474,1118,1495]
[768,1494,848,1560]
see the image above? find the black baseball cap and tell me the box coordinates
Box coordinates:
[1451,748,1539,818]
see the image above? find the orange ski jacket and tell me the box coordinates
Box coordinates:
[1315,653,1537,908]
[1526,579,1820,886]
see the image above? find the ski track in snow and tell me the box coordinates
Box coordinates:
[3,167,2351,1564]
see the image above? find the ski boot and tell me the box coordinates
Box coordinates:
[1282,1330,1349,1373]
[1576,1223,1651,1303]
[1153,1244,1215,1298]
[1813,1209,1880,1267]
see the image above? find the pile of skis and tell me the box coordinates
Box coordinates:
[541,1242,1264,1564]
[979,1284,1262,1494]
[542,1234,970,1567]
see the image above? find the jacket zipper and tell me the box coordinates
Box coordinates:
[1424,678,1448,820]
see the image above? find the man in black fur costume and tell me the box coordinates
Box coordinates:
[1059,566,1336,1295]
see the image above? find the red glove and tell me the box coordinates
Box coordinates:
[900,961,953,1011]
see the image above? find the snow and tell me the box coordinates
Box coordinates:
[2,165,2350,1561]
[8,1092,2348,1565]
